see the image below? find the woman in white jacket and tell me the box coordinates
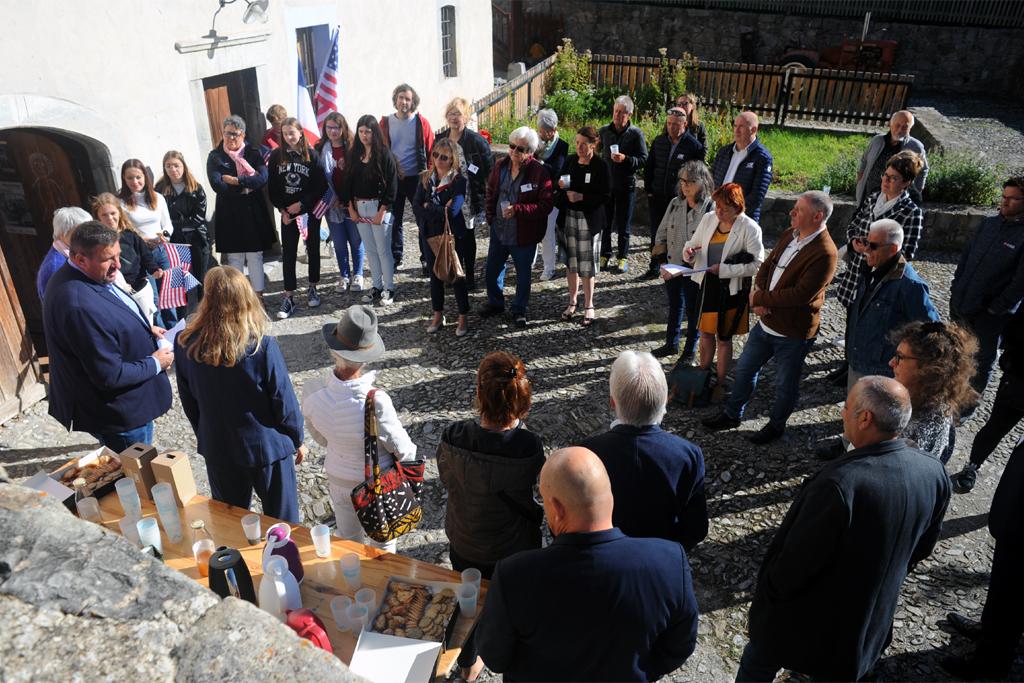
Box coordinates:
[301,305,417,554]
[683,182,764,401]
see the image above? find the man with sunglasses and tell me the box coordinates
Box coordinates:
[816,219,939,460]
[949,176,1024,399]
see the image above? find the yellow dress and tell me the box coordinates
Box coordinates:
[698,229,750,338]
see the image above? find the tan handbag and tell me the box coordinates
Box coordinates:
[427,209,465,284]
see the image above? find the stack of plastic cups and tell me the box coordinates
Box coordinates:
[136,517,162,554]
[115,477,142,521]
[339,553,361,590]
[330,595,352,633]
[151,482,183,543]
[354,587,376,614]
[347,603,369,633]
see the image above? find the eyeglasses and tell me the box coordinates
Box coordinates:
[223,131,242,139]
[431,152,451,162]
[892,351,920,364]
[325,125,342,132]
[881,172,904,182]
[679,177,695,185]
[509,144,530,154]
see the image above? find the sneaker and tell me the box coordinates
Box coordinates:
[951,462,979,494]
[617,258,629,273]
[361,287,381,304]
[350,275,364,292]
[380,289,394,305]
[539,271,555,282]
[749,423,785,445]
[307,285,321,308]
[277,296,296,319]
[513,313,527,328]
[336,277,350,293]
[600,256,609,271]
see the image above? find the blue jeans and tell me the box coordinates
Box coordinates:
[665,275,701,355]
[485,232,536,315]
[90,422,154,453]
[328,218,364,279]
[726,323,815,430]
[601,187,637,259]
[149,245,177,328]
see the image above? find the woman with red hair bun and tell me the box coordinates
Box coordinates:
[682,181,764,401]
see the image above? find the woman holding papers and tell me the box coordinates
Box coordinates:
[682,182,764,401]
[653,161,714,361]
[555,126,610,328]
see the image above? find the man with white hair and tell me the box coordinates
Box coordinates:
[711,111,773,221]
[599,95,648,273]
[581,350,708,550]
[739,376,950,682]
[856,110,929,206]
[476,447,699,681]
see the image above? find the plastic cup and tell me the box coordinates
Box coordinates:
[311,524,332,558]
[151,482,183,543]
[461,568,482,591]
[610,144,620,155]
[193,539,216,578]
[76,496,102,522]
[136,517,162,554]
[559,174,571,188]
[457,583,478,615]
[339,553,361,590]
[331,595,352,632]
[354,587,376,612]
[346,603,369,632]
[119,516,141,545]
[115,478,142,520]
[241,513,261,545]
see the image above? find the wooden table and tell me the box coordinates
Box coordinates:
[97,493,486,680]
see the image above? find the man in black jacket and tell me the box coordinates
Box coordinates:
[738,376,950,681]
[599,95,648,273]
[942,439,1024,681]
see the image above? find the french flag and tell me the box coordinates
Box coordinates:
[297,63,320,144]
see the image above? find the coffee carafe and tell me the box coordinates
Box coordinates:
[207,546,257,604]
[262,522,304,583]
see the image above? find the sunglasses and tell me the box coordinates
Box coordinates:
[857,237,891,251]
[431,152,451,162]
[509,144,530,154]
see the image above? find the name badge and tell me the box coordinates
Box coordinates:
[468,163,479,174]
[585,173,591,184]
[676,153,686,159]
[521,183,534,192]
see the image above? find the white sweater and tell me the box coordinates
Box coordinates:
[122,192,173,240]
[682,212,765,295]
[301,370,417,481]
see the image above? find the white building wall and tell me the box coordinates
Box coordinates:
[0,0,492,197]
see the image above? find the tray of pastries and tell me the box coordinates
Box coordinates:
[370,578,461,646]
[52,447,124,498]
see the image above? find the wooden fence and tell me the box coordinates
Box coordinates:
[470,52,912,129]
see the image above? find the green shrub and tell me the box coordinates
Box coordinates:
[543,89,599,126]
[546,38,591,94]
[805,149,860,196]
[924,152,1002,205]
[481,113,533,146]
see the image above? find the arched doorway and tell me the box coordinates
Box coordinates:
[0,127,112,421]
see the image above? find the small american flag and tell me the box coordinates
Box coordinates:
[314,28,340,126]
[296,213,309,242]
[312,184,335,220]
[158,243,201,309]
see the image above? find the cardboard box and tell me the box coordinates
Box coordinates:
[23,471,75,511]
[150,450,197,506]
[50,446,124,500]
[119,443,159,501]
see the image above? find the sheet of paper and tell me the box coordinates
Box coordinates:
[163,319,187,349]
[349,631,442,683]
[660,263,710,277]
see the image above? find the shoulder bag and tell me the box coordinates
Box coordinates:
[427,204,465,284]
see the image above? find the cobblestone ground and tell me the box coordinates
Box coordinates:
[3,221,1022,682]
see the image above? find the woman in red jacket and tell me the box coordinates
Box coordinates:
[482,127,554,328]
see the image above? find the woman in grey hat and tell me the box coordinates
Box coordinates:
[301,304,417,553]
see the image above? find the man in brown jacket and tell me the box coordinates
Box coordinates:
[703,191,838,444]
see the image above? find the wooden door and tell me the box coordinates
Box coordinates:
[203,68,264,148]
[0,232,44,422]
[204,85,232,149]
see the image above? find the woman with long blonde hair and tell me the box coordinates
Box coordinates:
[92,191,162,323]
[174,265,305,522]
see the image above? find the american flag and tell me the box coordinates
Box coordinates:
[314,28,340,126]
[157,242,201,309]
[312,184,335,220]
[296,213,309,242]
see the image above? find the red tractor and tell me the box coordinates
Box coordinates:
[780,13,898,72]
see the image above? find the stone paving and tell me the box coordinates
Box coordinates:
[3,221,1022,682]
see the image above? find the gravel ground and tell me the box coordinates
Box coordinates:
[3,219,1021,681]
[911,94,1024,175]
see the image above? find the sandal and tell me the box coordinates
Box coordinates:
[581,307,596,327]
[560,304,577,322]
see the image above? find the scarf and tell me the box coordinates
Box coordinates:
[872,190,902,219]
[537,132,559,161]
[224,145,257,177]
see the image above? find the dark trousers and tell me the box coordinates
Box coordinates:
[281,215,320,292]
[206,456,300,524]
[665,275,701,355]
[425,232,472,314]
[954,310,1008,396]
[648,193,670,269]
[977,538,1024,672]
[601,187,636,260]
[449,546,496,669]
[970,374,1024,467]
[391,175,425,266]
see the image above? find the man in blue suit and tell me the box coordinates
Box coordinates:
[43,221,172,450]
[476,447,699,681]
[711,111,773,222]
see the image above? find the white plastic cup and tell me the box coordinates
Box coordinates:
[119,515,141,545]
[115,477,142,520]
[151,482,183,543]
[559,174,571,188]
[76,496,102,522]
[136,517,162,554]
[346,603,369,632]
[311,524,332,558]
[331,595,352,632]
[610,143,620,155]
[457,583,478,615]
[354,587,376,612]
[461,568,482,592]
[339,553,361,590]
[500,200,511,213]
[241,513,261,545]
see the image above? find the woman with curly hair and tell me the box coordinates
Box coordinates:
[889,320,979,463]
